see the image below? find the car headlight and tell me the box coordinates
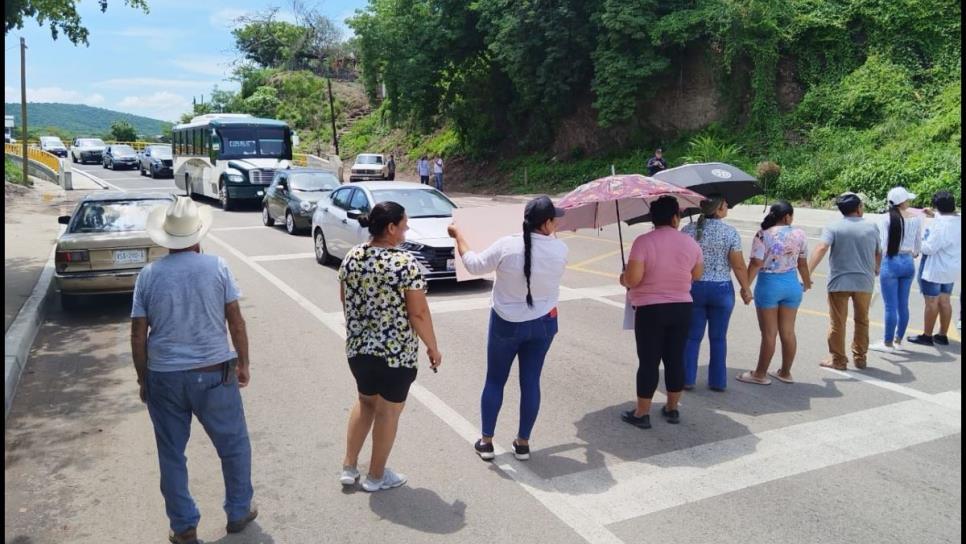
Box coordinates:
[299,201,315,212]
[226,173,244,182]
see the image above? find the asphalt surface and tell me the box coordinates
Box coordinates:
[4,162,962,544]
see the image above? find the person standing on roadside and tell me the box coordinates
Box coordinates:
[907,191,961,346]
[869,187,923,353]
[387,153,396,180]
[737,201,811,386]
[417,155,430,185]
[133,197,256,544]
[681,195,753,392]
[808,192,881,370]
[448,196,568,461]
[433,156,444,191]
[338,202,442,492]
[620,196,703,429]
[646,148,667,176]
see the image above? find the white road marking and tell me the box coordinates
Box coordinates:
[205,233,625,544]
[822,367,962,410]
[552,392,962,526]
[250,253,317,262]
[212,226,266,232]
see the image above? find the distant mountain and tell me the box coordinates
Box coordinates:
[4,103,172,137]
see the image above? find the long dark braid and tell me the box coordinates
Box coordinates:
[523,218,534,307]
[886,204,904,257]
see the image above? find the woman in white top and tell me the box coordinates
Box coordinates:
[870,187,924,353]
[448,196,568,461]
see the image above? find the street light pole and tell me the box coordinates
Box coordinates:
[20,37,28,186]
[327,77,338,156]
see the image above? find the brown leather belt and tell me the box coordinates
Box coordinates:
[191,362,226,373]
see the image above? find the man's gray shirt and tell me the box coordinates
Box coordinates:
[820,217,881,292]
[132,252,241,372]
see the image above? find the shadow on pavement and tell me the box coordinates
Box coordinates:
[368,486,467,534]
[206,522,275,544]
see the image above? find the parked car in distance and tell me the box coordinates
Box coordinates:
[349,153,389,182]
[311,181,457,280]
[55,192,176,310]
[70,137,107,164]
[103,144,139,170]
[39,136,68,157]
[138,144,174,178]
[262,168,342,235]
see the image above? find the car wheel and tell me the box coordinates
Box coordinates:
[315,228,334,265]
[219,183,233,211]
[71,154,77,164]
[139,164,145,176]
[150,165,157,179]
[285,211,297,235]
[61,293,80,311]
[262,206,275,227]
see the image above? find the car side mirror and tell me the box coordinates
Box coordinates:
[346,210,363,220]
[58,215,71,225]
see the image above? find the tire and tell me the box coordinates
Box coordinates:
[219,183,234,211]
[285,211,298,235]
[61,293,80,311]
[139,164,146,176]
[314,228,334,265]
[150,165,157,179]
[262,206,275,227]
[71,154,78,164]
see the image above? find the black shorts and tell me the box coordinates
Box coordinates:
[348,354,417,403]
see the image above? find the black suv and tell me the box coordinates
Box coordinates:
[262,168,342,235]
[138,145,174,178]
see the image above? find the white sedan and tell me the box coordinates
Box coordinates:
[310,182,457,280]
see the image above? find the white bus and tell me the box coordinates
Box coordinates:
[173,113,299,210]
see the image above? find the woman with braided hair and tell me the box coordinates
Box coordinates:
[448,196,568,461]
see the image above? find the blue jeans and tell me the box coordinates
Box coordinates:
[434,173,443,191]
[481,310,557,440]
[146,365,253,533]
[684,281,735,390]
[918,256,955,296]
[880,254,915,343]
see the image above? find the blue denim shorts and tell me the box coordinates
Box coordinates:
[754,270,803,309]
[920,278,954,297]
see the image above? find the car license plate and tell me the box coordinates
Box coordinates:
[113,249,146,265]
[446,258,455,271]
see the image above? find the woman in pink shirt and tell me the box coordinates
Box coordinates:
[619,196,703,428]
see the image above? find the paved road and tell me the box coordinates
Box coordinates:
[5,162,962,544]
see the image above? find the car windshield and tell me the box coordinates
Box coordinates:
[370,189,455,218]
[70,199,171,234]
[218,126,287,158]
[78,139,105,147]
[113,145,136,156]
[290,172,340,191]
[147,146,172,157]
[357,155,383,165]
[42,138,64,146]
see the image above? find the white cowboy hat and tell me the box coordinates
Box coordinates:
[146,196,214,250]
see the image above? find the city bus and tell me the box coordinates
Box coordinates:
[172,113,299,210]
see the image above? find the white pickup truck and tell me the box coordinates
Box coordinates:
[349,153,389,182]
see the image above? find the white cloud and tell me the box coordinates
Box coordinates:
[93,78,216,91]
[117,92,192,122]
[169,55,237,78]
[4,85,105,106]
[114,27,183,51]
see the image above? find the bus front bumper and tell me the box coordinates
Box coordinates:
[226,184,270,201]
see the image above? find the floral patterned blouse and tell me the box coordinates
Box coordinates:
[682,218,742,282]
[338,244,427,368]
[751,226,808,274]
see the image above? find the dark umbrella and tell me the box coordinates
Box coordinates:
[626,162,762,225]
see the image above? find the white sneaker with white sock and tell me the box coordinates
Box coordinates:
[340,466,360,486]
[869,342,896,353]
[362,468,407,492]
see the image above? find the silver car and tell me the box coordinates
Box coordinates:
[310,181,457,280]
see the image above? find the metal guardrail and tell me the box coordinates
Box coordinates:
[21,140,166,150]
[5,143,61,173]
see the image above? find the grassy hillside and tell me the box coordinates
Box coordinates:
[4,103,171,138]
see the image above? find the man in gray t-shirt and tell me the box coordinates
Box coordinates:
[808,192,882,370]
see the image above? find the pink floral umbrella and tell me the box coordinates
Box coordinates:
[555,174,706,267]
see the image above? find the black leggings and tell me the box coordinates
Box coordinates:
[634,302,692,398]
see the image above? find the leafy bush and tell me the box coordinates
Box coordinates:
[679,135,746,168]
[4,158,29,186]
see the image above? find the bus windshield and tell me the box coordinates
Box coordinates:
[217,127,287,159]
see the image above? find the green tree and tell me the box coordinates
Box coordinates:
[232,12,307,68]
[241,86,281,118]
[109,120,138,141]
[5,0,149,46]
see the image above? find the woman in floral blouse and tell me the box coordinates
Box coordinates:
[337,201,442,492]
[738,201,812,385]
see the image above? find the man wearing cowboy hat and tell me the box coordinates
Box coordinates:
[131,196,256,544]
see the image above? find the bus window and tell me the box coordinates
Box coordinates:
[217,127,286,159]
[193,129,202,155]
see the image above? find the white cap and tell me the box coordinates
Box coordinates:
[887,187,916,206]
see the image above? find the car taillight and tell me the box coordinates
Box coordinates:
[55,250,89,272]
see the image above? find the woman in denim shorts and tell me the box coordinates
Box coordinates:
[738,201,813,385]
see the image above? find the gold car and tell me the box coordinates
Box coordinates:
[55,192,175,310]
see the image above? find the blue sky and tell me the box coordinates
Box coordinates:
[4,0,365,122]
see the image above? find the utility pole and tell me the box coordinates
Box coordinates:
[20,37,28,187]
[327,77,338,156]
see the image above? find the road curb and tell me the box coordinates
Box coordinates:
[4,245,57,421]
[71,168,113,190]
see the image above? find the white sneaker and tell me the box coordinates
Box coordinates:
[361,469,407,492]
[339,466,360,486]
[893,341,906,352]
[869,342,896,353]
